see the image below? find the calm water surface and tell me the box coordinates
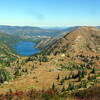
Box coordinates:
[14,41,40,56]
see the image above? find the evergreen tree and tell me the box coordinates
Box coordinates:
[39,56,42,65]
[0,75,4,83]
[9,88,13,93]
[82,69,85,78]
[72,73,75,78]
[67,82,74,91]
[25,69,28,72]
[65,74,67,80]
[79,82,82,88]
[91,67,95,73]
[52,83,55,90]
[31,65,35,71]
[14,69,19,76]
[78,75,81,82]
[67,82,71,90]
[94,74,96,79]
[78,70,81,77]
[88,74,91,80]
[60,79,64,85]
[0,68,10,83]
[84,82,87,88]
[68,73,71,79]
[22,69,24,72]
[57,74,60,80]
[62,86,65,92]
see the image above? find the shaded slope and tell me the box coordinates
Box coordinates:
[0,32,21,66]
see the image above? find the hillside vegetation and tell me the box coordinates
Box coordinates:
[0,32,22,70]
[43,26,100,55]
[0,26,100,100]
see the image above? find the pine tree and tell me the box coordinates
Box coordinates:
[82,69,85,78]
[88,74,91,80]
[0,75,4,83]
[52,83,55,90]
[78,75,81,82]
[57,74,60,80]
[39,56,42,65]
[14,69,19,76]
[0,68,10,83]
[62,86,65,92]
[31,65,35,71]
[67,82,71,91]
[67,82,74,91]
[91,67,95,73]
[68,73,71,79]
[78,70,81,77]
[84,82,87,88]
[72,73,75,78]
[65,74,67,80]
[9,88,13,93]
[25,68,28,72]
[22,69,24,72]
[60,79,64,85]
[94,74,96,79]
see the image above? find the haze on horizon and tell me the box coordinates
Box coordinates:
[0,0,100,27]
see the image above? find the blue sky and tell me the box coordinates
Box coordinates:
[0,0,100,26]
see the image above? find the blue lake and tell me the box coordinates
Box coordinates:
[14,42,40,56]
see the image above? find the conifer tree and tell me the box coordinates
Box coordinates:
[60,79,64,85]
[72,73,75,78]
[84,82,87,88]
[68,73,71,79]
[91,67,95,73]
[52,83,55,90]
[67,82,74,91]
[65,74,67,80]
[82,69,85,78]
[57,74,60,80]
[9,88,13,93]
[88,74,91,80]
[78,75,81,81]
[78,70,81,77]
[62,86,65,92]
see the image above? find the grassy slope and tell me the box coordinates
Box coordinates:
[0,32,22,66]
[0,32,22,47]
[0,27,100,100]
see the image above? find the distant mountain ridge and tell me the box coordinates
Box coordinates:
[0,25,81,40]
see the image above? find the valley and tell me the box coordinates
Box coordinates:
[0,26,100,99]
